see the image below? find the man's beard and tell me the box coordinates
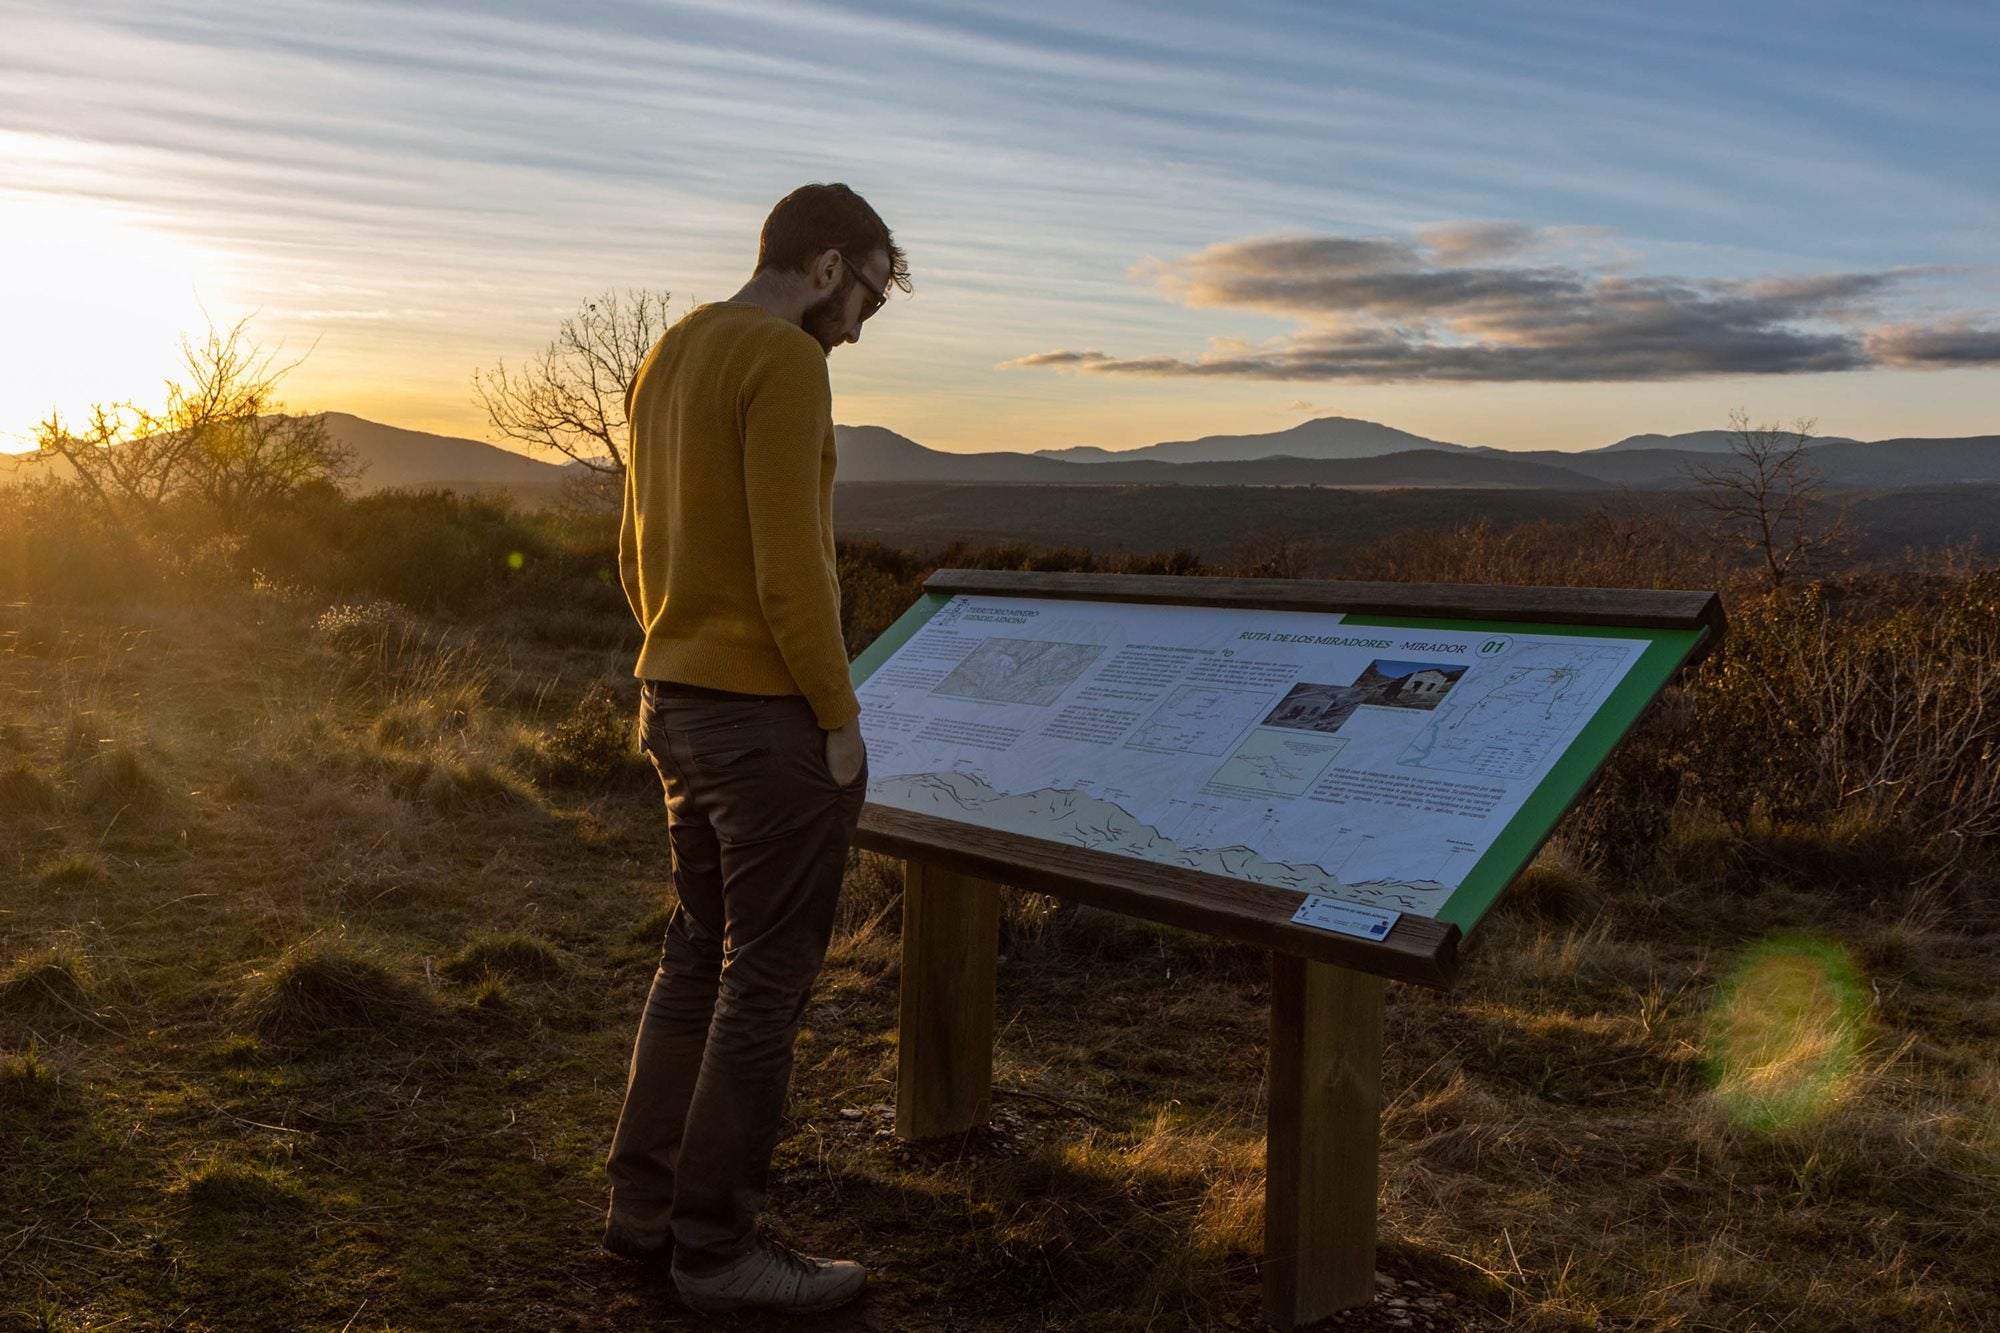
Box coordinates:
[801,273,855,354]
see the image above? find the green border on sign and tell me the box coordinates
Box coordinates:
[1340,615,1699,932]
[851,594,1700,940]
[850,592,953,687]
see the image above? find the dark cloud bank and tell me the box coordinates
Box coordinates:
[1003,227,2000,383]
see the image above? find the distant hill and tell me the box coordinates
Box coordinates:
[835,427,1597,488]
[0,414,567,496]
[1033,416,1477,464]
[1593,429,1854,454]
[9,412,1994,499]
[0,450,73,485]
[317,413,568,491]
[1501,436,2000,489]
[835,426,1077,482]
[1804,436,2000,487]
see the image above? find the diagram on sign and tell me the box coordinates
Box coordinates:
[1402,644,1635,780]
[1127,685,1272,755]
[1208,727,1347,797]
[932,637,1104,707]
[872,771,1449,911]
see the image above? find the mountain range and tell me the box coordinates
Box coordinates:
[837,420,1999,490]
[2,412,1993,493]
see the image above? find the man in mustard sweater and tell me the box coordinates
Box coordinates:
[604,183,908,1314]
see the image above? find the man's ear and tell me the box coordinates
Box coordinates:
[811,248,843,290]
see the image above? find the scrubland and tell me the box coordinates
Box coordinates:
[3,483,1997,1331]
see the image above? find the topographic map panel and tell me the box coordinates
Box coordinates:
[1402,645,1632,780]
[1128,685,1274,755]
[932,638,1105,707]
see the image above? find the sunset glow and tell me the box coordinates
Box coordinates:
[3,3,1995,454]
[0,180,227,450]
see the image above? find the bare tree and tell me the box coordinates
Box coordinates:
[473,289,672,476]
[1684,410,1845,590]
[184,411,354,527]
[35,318,356,527]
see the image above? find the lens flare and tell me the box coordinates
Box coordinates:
[1707,937,1868,1133]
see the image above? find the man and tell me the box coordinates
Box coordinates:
[604,183,908,1314]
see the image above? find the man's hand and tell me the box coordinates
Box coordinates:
[824,718,866,787]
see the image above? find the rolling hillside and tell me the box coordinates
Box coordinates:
[6,411,1994,498]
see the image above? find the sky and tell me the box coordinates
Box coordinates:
[3,0,1997,457]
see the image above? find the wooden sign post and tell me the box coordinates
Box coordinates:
[850,570,1725,1328]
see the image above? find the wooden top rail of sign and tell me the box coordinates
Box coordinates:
[852,570,1726,991]
[920,569,1728,651]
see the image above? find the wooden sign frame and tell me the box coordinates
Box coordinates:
[850,569,1724,1328]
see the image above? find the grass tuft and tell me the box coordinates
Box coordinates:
[468,975,514,1011]
[1503,836,1600,922]
[0,1044,73,1120]
[0,760,60,814]
[438,932,567,984]
[34,851,111,890]
[179,1157,309,1216]
[76,744,156,812]
[239,938,427,1040]
[0,946,97,1024]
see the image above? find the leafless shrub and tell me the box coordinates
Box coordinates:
[1345,501,1737,591]
[473,289,673,475]
[1685,411,1846,590]
[1688,577,2000,854]
[33,318,356,529]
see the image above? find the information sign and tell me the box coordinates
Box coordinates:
[853,570,1723,1328]
[854,589,1702,934]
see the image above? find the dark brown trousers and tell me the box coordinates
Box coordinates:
[605,682,866,1270]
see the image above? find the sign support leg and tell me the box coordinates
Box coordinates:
[895,859,1001,1140]
[1263,953,1384,1328]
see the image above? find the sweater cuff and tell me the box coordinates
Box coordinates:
[809,685,862,731]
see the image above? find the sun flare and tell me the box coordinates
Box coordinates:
[0,189,224,451]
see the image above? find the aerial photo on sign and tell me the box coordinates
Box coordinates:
[857,595,1644,916]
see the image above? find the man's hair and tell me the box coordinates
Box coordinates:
[756,183,912,293]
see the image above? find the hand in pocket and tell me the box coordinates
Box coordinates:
[824,719,866,787]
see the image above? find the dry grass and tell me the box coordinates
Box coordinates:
[238,935,432,1040]
[0,945,98,1028]
[438,931,568,984]
[3,516,1998,1330]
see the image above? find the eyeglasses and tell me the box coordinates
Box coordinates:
[839,253,889,321]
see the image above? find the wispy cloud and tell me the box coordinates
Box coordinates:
[1003,229,1999,383]
[3,1,1997,450]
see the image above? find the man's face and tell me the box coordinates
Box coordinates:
[802,250,891,355]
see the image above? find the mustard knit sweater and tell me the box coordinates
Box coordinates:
[618,302,859,729]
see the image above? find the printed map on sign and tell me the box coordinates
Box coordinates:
[854,596,1645,916]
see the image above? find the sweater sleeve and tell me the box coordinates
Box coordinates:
[741,332,860,729]
[617,457,644,629]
